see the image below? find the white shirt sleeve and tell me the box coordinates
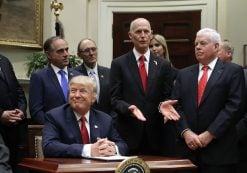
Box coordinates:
[81,144,92,157]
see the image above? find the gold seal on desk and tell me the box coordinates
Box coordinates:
[115,157,150,173]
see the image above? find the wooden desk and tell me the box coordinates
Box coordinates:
[18,155,196,173]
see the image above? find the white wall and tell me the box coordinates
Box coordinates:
[0,0,247,80]
[217,0,247,65]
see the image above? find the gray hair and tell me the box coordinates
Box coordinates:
[196,28,221,44]
[77,38,97,53]
[129,18,151,32]
[221,40,234,55]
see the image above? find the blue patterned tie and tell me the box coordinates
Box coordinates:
[89,71,99,102]
[58,70,68,101]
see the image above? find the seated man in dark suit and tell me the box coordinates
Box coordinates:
[42,75,128,157]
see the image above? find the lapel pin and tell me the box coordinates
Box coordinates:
[154,60,157,66]
[94,125,98,128]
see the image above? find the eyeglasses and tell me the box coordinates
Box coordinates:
[79,47,97,54]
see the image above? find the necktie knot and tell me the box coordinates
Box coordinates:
[139,55,145,63]
[89,71,95,75]
[58,69,65,76]
[202,65,209,71]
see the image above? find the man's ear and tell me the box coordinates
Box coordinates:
[91,93,97,105]
[215,43,220,50]
[45,51,51,60]
[128,32,132,40]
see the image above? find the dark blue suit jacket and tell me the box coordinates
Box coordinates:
[74,64,111,114]
[173,59,244,165]
[42,104,128,157]
[29,65,80,124]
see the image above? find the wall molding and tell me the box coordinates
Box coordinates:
[97,0,216,67]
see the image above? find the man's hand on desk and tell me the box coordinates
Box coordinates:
[159,100,180,122]
[91,138,117,157]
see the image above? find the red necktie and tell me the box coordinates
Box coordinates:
[80,116,89,144]
[139,55,147,92]
[198,66,209,105]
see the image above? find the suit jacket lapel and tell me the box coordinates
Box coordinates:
[68,68,79,79]
[65,106,82,143]
[128,52,144,93]
[146,55,157,94]
[190,65,199,109]
[80,64,88,76]
[97,66,106,101]
[0,58,7,82]
[89,110,100,143]
[201,60,224,104]
[47,66,65,101]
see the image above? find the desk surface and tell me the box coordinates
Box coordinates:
[19,155,196,173]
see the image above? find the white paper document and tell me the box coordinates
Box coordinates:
[84,155,137,161]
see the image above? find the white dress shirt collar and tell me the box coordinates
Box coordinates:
[51,64,68,75]
[74,110,90,123]
[199,57,218,71]
[133,48,150,63]
[84,64,98,76]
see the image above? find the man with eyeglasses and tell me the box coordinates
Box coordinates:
[29,36,80,124]
[74,38,112,115]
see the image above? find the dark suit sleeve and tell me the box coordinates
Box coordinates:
[0,57,27,117]
[160,60,173,100]
[110,59,131,115]
[42,111,83,157]
[207,66,244,138]
[236,69,247,140]
[29,72,46,124]
[106,118,128,155]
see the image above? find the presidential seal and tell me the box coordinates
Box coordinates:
[115,157,150,173]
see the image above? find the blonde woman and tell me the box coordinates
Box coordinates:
[150,34,170,61]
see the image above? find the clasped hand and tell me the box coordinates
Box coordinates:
[183,130,215,150]
[0,109,24,125]
[91,138,116,157]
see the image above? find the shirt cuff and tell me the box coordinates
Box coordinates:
[81,144,92,157]
[181,128,191,138]
[115,145,120,155]
[158,102,163,113]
